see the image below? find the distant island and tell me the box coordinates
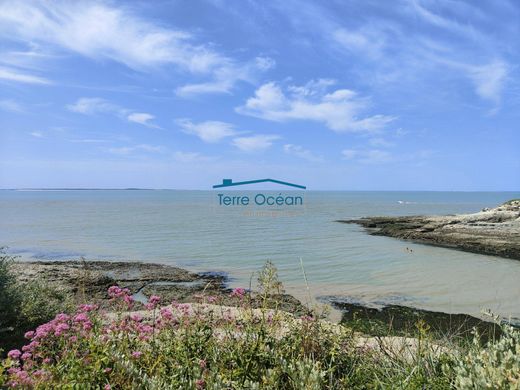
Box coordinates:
[5,188,155,191]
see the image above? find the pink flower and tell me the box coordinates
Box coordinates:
[145,295,161,309]
[160,307,173,320]
[108,285,122,298]
[55,313,70,322]
[78,303,98,312]
[74,312,89,322]
[22,341,39,353]
[195,378,205,389]
[108,286,131,299]
[21,352,31,360]
[131,351,142,359]
[54,322,70,336]
[104,385,111,390]
[206,296,218,303]
[7,368,32,386]
[139,324,154,334]
[130,313,143,322]
[33,369,48,378]
[199,359,207,369]
[24,331,34,339]
[35,323,53,339]
[7,349,21,360]
[104,368,112,373]
[230,287,246,299]
[178,303,191,311]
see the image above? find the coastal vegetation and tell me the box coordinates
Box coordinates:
[0,248,72,355]
[1,254,520,388]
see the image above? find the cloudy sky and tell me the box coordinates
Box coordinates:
[0,0,519,190]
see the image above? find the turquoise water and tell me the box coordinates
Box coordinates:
[1,190,520,322]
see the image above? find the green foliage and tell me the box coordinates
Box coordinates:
[0,248,23,334]
[453,321,520,389]
[0,248,73,354]
[257,260,284,296]
[1,259,519,389]
[18,281,73,330]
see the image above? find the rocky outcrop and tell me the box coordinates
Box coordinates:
[327,299,503,341]
[336,200,520,260]
[12,260,306,315]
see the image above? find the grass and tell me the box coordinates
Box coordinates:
[1,255,519,388]
[0,248,73,355]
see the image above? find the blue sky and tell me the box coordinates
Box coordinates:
[0,0,519,190]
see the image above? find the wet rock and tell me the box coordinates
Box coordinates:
[12,260,306,315]
[336,200,520,260]
[327,299,504,341]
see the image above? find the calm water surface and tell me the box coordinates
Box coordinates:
[1,190,519,322]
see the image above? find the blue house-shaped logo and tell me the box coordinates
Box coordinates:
[213,178,306,190]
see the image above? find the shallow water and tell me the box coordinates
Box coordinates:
[1,190,519,322]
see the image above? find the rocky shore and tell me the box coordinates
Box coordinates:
[326,299,503,341]
[337,199,520,260]
[12,259,509,340]
[12,260,305,315]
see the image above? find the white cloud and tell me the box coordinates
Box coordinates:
[30,131,43,138]
[127,113,159,128]
[0,99,23,112]
[468,61,508,104]
[408,0,484,40]
[232,134,280,152]
[0,66,50,84]
[108,144,164,155]
[368,137,394,148]
[237,81,395,133]
[67,97,157,127]
[0,1,201,70]
[281,2,510,109]
[176,56,275,97]
[0,2,272,94]
[173,151,213,163]
[283,144,323,162]
[333,27,387,59]
[342,149,392,164]
[67,98,117,114]
[431,56,509,107]
[177,119,238,143]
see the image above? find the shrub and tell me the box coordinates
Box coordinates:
[0,249,23,337]
[0,249,73,355]
[0,262,460,389]
[5,259,519,389]
[453,321,520,389]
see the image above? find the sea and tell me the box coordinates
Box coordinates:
[1,189,519,322]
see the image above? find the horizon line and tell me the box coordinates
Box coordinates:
[1,188,519,193]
